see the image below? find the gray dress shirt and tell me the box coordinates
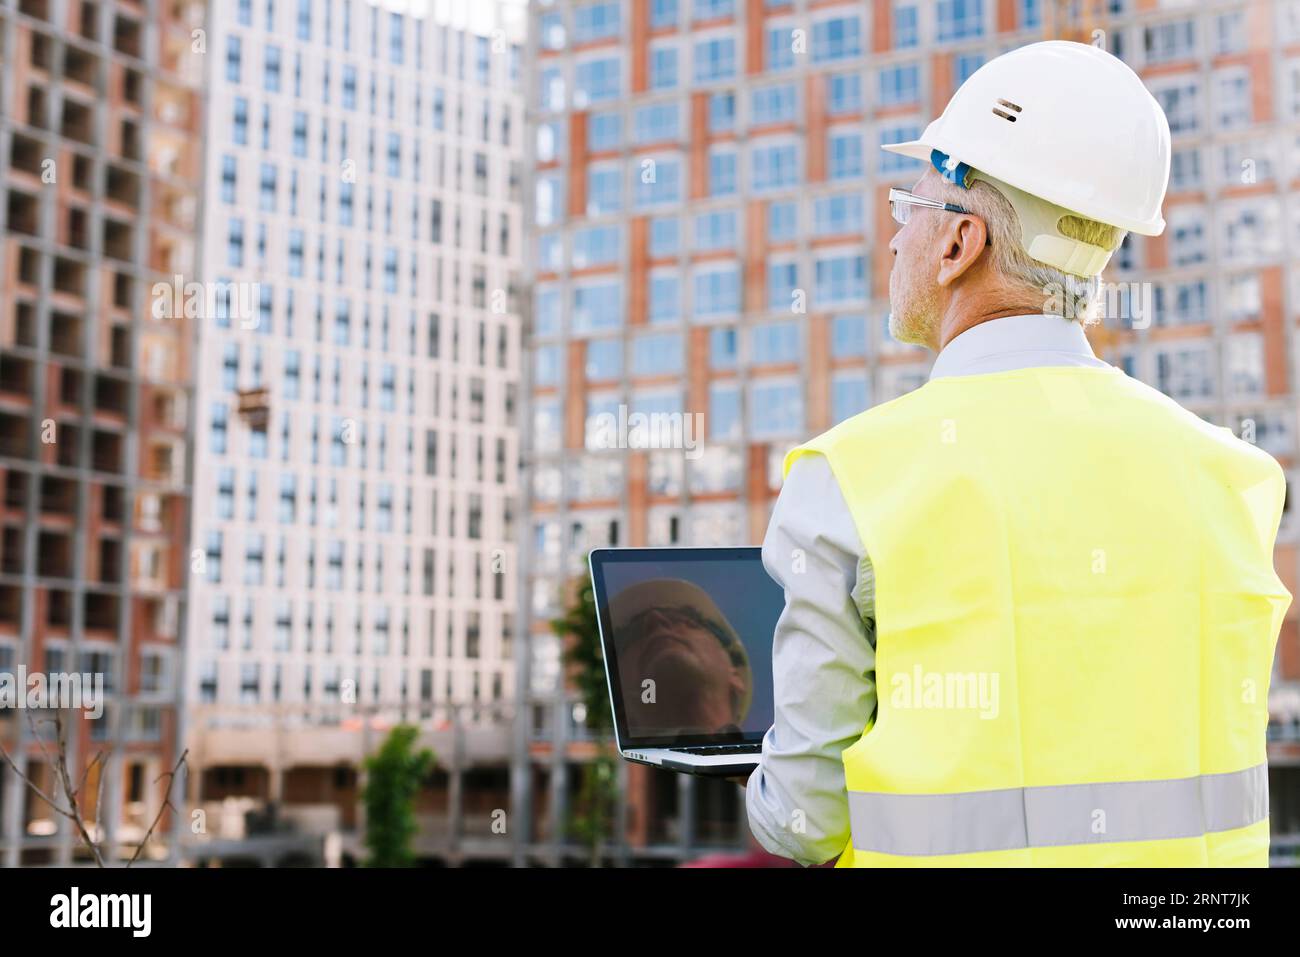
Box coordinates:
[745,314,1114,865]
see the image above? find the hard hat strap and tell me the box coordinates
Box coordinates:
[1027,234,1112,278]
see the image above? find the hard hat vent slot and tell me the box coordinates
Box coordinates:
[992,98,1023,122]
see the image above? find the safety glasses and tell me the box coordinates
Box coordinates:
[887,188,991,247]
[888,187,975,226]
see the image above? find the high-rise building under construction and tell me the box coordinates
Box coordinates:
[0,0,204,865]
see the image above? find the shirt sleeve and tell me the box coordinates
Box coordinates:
[745,453,877,866]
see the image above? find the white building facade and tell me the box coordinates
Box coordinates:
[188,0,526,772]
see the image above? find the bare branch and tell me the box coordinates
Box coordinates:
[127,749,189,868]
[50,710,104,867]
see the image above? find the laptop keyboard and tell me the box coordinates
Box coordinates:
[677,745,760,755]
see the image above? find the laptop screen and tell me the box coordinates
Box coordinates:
[590,548,782,749]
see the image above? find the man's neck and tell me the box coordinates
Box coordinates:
[935,303,1046,352]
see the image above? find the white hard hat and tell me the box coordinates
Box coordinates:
[883,41,1171,276]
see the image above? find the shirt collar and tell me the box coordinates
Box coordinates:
[928,313,1101,381]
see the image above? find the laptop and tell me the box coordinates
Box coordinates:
[588,546,783,777]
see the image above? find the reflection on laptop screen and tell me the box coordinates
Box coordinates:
[598,553,781,743]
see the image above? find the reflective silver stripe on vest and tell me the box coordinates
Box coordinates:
[847,764,1268,857]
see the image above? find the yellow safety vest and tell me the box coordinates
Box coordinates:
[784,365,1290,867]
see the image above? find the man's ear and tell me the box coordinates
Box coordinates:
[935,214,989,288]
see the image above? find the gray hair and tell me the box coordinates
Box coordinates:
[929,174,1127,324]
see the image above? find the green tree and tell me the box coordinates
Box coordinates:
[362,725,435,867]
[551,573,611,732]
[570,749,619,867]
[552,571,619,865]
